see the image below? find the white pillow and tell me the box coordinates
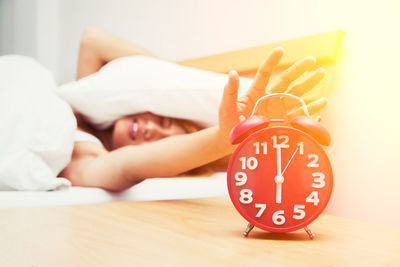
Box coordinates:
[0,55,76,191]
[56,56,253,129]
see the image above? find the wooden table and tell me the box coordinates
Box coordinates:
[0,197,399,266]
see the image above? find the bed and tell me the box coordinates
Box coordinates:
[0,30,343,208]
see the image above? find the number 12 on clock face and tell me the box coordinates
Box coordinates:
[227,127,333,232]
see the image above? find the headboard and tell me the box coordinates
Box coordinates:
[178,30,344,74]
[177,30,344,102]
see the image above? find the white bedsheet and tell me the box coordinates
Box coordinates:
[0,172,228,208]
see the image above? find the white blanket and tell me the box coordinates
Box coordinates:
[0,56,76,191]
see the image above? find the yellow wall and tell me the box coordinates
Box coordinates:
[310,1,400,226]
[183,1,400,226]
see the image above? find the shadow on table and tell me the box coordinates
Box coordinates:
[242,230,329,241]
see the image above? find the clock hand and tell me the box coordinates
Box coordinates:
[275,183,282,204]
[276,144,282,176]
[275,145,284,204]
[274,146,299,204]
[281,147,299,176]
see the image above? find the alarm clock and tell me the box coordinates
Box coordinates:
[227,93,333,239]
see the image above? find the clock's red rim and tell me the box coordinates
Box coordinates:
[227,126,333,233]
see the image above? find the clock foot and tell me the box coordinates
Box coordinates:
[304,225,315,239]
[243,223,254,237]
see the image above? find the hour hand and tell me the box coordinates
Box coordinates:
[275,176,284,203]
[275,145,284,203]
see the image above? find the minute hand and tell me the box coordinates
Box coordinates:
[281,147,299,176]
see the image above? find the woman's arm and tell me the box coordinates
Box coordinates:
[64,71,243,191]
[76,27,156,80]
[65,126,232,191]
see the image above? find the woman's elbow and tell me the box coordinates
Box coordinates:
[80,27,102,46]
[104,177,146,192]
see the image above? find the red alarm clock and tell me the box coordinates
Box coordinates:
[227,93,333,239]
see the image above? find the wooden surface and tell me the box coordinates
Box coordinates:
[178,30,344,74]
[1,197,399,267]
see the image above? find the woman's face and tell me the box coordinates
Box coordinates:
[112,112,188,149]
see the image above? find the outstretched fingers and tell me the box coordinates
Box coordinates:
[220,70,240,114]
[247,47,284,103]
[288,97,328,119]
[286,67,326,97]
[270,56,316,94]
[284,67,327,110]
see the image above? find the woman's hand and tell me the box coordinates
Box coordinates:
[218,47,329,137]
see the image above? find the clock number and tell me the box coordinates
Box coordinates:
[255,203,266,218]
[306,191,320,206]
[271,135,289,148]
[234,172,247,186]
[296,142,304,155]
[293,205,306,220]
[239,156,258,170]
[253,142,267,155]
[312,172,326,188]
[272,210,286,225]
[307,154,319,167]
[239,189,253,204]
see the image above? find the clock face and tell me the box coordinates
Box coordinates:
[227,126,333,232]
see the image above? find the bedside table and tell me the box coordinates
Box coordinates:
[1,197,399,266]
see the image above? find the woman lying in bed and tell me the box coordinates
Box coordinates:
[60,27,328,191]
